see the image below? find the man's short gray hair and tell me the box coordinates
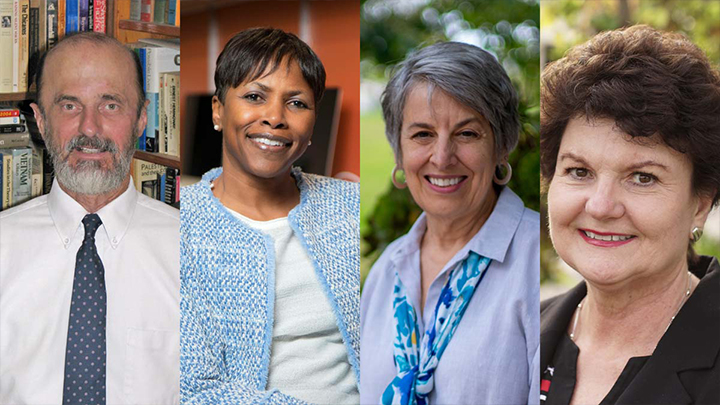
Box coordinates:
[381,41,519,163]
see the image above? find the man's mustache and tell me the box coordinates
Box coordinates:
[63,135,120,155]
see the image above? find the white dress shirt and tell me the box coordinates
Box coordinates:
[361,187,541,405]
[0,179,180,405]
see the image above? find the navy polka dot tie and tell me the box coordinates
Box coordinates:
[63,214,106,404]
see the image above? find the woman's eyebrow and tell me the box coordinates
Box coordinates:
[558,152,589,166]
[626,160,670,172]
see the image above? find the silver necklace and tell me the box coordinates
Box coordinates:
[570,271,692,341]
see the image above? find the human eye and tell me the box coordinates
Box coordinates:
[288,99,309,109]
[411,131,433,139]
[60,103,77,111]
[243,93,263,103]
[458,130,480,138]
[565,167,592,180]
[630,172,658,187]
[103,103,120,112]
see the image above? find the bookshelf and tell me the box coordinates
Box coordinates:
[0,92,36,102]
[1,0,181,210]
[115,0,181,171]
[118,19,180,37]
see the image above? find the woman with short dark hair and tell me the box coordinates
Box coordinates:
[540,25,720,404]
[180,28,359,404]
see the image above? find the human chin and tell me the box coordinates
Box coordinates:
[46,129,135,195]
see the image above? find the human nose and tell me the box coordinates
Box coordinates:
[79,108,101,137]
[428,135,457,169]
[261,99,287,130]
[585,178,625,220]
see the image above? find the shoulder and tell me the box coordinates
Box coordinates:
[363,235,406,295]
[300,171,359,204]
[135,191,179,223]
[0,195,48,222]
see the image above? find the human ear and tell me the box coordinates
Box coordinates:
[211,95,224,131]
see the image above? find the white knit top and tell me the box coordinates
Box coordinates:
[229,209,359,405]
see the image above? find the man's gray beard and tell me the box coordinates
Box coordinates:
[44,122,137,196]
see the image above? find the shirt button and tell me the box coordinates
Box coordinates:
[64,238,69,244]
[112,237,118,244]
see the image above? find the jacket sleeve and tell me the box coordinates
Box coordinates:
[180,281,309,405]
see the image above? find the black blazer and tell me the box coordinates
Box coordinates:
[540,256,720,404]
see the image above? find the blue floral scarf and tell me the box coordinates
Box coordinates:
[381,252,491,405]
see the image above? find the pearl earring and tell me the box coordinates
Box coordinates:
[213,124,220,131]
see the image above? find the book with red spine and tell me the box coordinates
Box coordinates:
[140,0,152,22]
[92,0,104,32]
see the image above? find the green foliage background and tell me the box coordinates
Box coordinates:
[360,0,541,286]
[541,0,720,286]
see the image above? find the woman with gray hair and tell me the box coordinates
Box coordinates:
[360,41,540,405]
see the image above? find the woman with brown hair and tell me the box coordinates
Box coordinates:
[540,25,720,404]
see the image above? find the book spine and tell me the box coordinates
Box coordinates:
[91,0,103,32]
[0,109,21,117]
[12,0,18,91]
[30,142,42,197]
[77,0,86,31]
[11,147,31,206]
[28,3,36,67]
[65,0,77,33]
[136,47,146,150]
[46,0,57,46]
[0,124,26,133]
[152,0,163,24]
[0,116,23,124]
[158,72,165,154]
[139,0,151,22]
[0,131,31,147]
[168,72,179,156]
[144,47,156,152]
[163,167,176,204]
[56,0,63,39]
[167,0,176,26]
[129,0,140,20]
[2,153,12,209]
[0,0,14,92]
[18,0,28,91]
[37,0,45,50]
[87,0,92,30]
[42,143,52,194]
[0,152,3,211]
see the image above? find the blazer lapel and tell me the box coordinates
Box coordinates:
[617,258,720,404]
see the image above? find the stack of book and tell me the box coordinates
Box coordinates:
[131,158,180,206]
[129,39,180,156]
[0,107,46,211]
[0,0,108,93]
[129,0,178,26]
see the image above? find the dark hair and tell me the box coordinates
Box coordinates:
[34,32,145,117]
[540,25,720,207]
[381,41,519,163]
[214,28,326,106]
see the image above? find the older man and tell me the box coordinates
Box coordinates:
[0,33,179,404]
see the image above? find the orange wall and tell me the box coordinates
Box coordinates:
[180,0,360,176]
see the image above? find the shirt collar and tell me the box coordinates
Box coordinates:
[47,178,138,250]
[391,186,525,266]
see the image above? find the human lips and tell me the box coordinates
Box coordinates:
[247,133,292,150]
[424,174,467,193]
[579,229,636,247]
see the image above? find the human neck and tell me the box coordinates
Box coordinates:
[575,263,696,354]
[213,166,299,221]
[61,177,130,213]
[422,188,498,253]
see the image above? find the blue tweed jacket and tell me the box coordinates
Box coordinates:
[180,167,360,404]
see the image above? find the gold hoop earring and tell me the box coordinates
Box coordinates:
[493,162,512,185]
[691,227,703,243]
[391,166,407,189]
